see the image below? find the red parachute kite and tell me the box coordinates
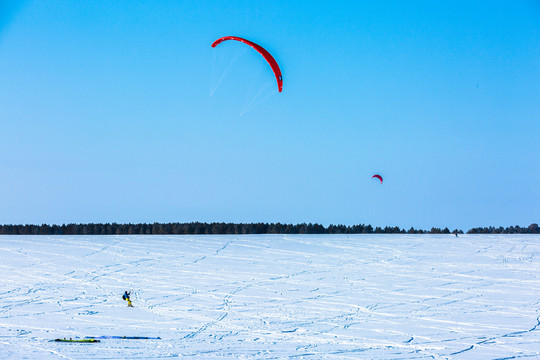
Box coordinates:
[372,174,383,184]
[212,36,283,92]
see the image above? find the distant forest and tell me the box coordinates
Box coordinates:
[0,222,538,235]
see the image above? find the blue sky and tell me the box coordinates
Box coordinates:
[1,1,539,230]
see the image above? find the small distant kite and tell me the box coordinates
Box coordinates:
[211,36,283,92]
[372,174,383,184]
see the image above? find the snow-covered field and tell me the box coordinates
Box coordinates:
[0,234,539,359]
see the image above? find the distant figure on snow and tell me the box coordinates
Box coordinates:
[455,233,458,237]
[123,291,133,307]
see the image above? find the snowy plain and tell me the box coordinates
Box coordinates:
[0,234,539,359]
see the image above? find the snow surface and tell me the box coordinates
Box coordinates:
[0,234,539,359]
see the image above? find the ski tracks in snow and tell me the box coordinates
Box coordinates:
[1,234,540,359]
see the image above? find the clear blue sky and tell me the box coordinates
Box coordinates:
[1,1,539,230]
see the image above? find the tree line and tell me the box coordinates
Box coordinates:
[0,222,462,235]
[467,223,539,234]
[0,222,536,235]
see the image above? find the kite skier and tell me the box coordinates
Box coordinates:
[123,291,133,307]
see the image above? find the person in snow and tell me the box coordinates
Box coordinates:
[122,291,133,307]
